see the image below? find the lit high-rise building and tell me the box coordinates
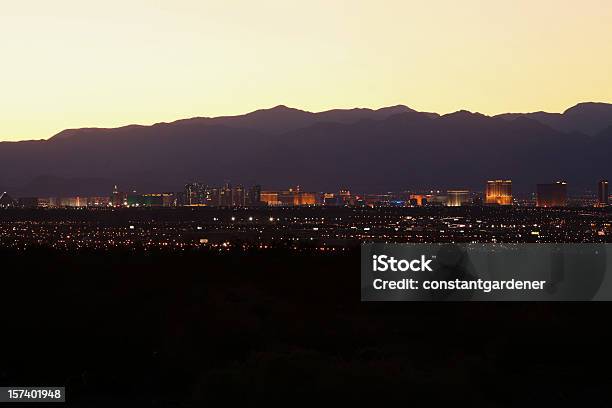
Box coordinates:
[111,185,127,207]
[219,182,233,206]
[485,180,512,205]
[536,181,567,207]
[322,193,339,206]
[60,196,87,207]
[185,182,247,207]
[260,191,280,206]
[249,185,262,206]
[409,194,430,206]
[338,189,354,205]
[87,196,111,207]
[185,182,209,205]
[231,185,246,207]
[599,180,609,206]
[260,187,316,206]
[446,190,470,207]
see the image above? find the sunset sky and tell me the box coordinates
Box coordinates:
[1,0,611,141]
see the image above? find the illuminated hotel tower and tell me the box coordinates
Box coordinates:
[485,180,512,205]
[446,190,470,207]
[599,180,609,206]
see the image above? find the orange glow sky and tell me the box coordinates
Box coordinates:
[1,0,611,141]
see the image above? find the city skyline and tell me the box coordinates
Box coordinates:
[2,177,610,209]
[2,1,612,141]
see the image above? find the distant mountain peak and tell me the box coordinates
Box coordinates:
[50,125,143,141]
[563,102,612,115]
[494,102,612,136]
[262,105,305,113]
[375,105,414,114]
[442,110,487,120]
[50,128,101,141]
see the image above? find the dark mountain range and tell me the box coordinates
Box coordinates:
[495,102,612,136]
[0,103,610,196]
[50,104,418,140]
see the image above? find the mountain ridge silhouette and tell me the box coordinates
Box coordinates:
[1,102,611,196]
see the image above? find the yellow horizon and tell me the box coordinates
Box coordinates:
[2,0,612,141]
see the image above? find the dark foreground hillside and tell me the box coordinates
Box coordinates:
[0,249,610,406]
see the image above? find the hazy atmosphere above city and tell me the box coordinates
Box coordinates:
[1,0,612,141]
